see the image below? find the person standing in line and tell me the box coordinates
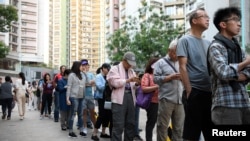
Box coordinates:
[107,52,140,141]
[40,73,54,119]
[0,76,14,120]
[176,8,213,140]
[208,7,250,125]
[57,69,71,130]
[81,59,97,137]
[14,72,29,120]
[37,78,44,111]
[91,63,112,141]
[154,39,184,141]
[27,82,34,111]
[141,57,159,141]
[133,72,143,141]
[31,81,38,110]
[66,61,86,138]
[53,65,66,122]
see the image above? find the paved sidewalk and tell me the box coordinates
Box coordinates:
[0,104,154,141]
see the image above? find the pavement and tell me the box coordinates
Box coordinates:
[0,103,155,141]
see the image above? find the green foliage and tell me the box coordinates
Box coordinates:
[106,2,181,67]
[0,41,9,58]
[0,5,18,32]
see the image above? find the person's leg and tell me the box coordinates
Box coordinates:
[157,99,172,141]
[171,104,185,141]
[16,93,23,118]
[112,103,125,141]
[123,92,135,141]
[77,98,84,134]
[145,103,158,141]
[92,98,105,139]
[182,89,203,141]
[33,95,38,110]
[47,94,53,117]
[6,98,13,119]
[20,94,26,118]
[40,94,46,116]
[1,99,7,119]
[134,105,140,136]
[60,110,67,130]
[53,91,60,121]
[68,97,77,132]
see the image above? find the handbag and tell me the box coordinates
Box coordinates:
[136,74,153,109]
[104,101,112,110]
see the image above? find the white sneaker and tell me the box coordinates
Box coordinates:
[83,128,87,134]
[40,115,44,120]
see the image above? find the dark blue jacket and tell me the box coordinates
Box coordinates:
[57,78,70,111]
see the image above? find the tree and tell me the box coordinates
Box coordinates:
[106,2,182,67]
[0,4,18,58]
[0,41,9,58]
[0,5,18,32]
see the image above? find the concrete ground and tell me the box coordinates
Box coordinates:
[0,103,154,141]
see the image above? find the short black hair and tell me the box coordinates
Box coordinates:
[213,7,241,31]
[5,76,11,82]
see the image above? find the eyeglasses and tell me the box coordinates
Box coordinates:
[195,15,210,19]
[224,17,241,22]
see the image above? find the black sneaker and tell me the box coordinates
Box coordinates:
[100,133,110,138]
[87,124,93,129]
[80,132,87,137]
[133,135,143,141]
[91,135,99,141]
[2,114,6,120]
[61,126,67,131]
[68,132,77,138]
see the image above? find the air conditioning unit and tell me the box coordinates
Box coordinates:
[114,4,119,9]
[114,17,119,22]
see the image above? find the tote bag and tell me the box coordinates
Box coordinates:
[136,74,153,109]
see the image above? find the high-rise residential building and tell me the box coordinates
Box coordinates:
[49,0,67,69]
[164,0,185,29]
[2,0,45,72]
[67,0,104,71]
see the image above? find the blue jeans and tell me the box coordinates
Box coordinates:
[68,97,84,132]
[53,91,60,120]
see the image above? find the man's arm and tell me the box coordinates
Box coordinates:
[178,56,191,98]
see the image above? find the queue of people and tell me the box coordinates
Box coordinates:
[1,6,250,141]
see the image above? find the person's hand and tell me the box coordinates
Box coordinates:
[170,73,181,80]
[66,99,71,105]
[186,86,192,99]
[245,55,250,65]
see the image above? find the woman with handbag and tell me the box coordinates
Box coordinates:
[91,63,112,141]
[140,57,159,141]
[14,72,29,120]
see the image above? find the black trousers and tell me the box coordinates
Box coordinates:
[1,98,13,117]
[41,94,53,115]
[95,98,113,135]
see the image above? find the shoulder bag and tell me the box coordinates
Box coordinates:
[136,74,153,109]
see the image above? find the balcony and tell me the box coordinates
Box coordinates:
[105,20,110,28]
